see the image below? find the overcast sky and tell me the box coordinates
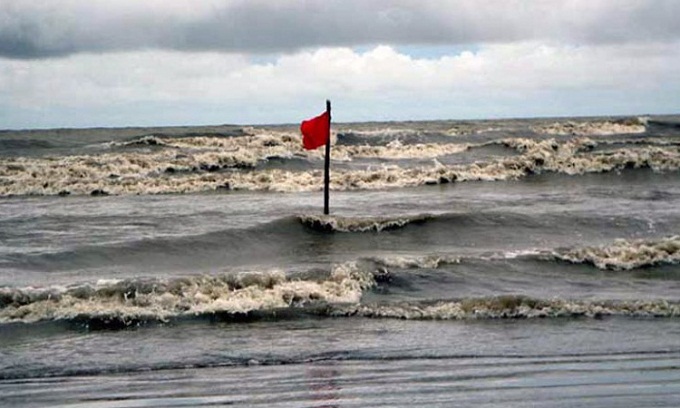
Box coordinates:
[1,0,679,129]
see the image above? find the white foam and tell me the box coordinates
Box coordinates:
[335,297,680,320]
[2,136,679,196]
[298,214,432,232]
[0,262,376,324]
[492,249,544,260]
[533,119,646,136]
[369,254,460,269]
[331,142,469,161]
[337,128,421,138]
[555,236,680,270]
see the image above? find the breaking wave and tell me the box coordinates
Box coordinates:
[532,118,647,136]
[331,140,470,161]
[3,238,680,327]
[2,137,678,196]
[298,214,433,232]
[4,278,678,327]
[366,254,461,269]
[552,236,680,270]
[114,131,471,161]
[0,262,376,325]
[334,296,680,320]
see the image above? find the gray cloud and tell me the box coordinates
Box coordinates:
[2,0,680,59]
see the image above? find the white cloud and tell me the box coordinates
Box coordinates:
[2,41,678,128]
[2,1,678,128]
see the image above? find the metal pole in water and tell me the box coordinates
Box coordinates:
[324,100,331,215]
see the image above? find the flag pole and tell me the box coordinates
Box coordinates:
[324,100,331,215]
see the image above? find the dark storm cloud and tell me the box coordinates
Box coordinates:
[2,0,680,59]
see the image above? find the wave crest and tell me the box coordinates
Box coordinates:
[0,263,376,325]
[368,254,460,269]
[298,214,432,232]
[334,297,680,320]
[533,119,646,136]
[2,136,679,196]
[553,236,680,270]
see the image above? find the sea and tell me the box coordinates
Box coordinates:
[1,115,680,407]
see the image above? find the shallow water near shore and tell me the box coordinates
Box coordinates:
[3,318,680,407]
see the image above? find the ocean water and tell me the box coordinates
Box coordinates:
[1,115,680,407]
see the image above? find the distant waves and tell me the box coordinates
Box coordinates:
[0,116,678,197]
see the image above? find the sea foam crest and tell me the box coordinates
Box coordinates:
[331,141,470,161]
[0,263,376,325]
[298,214,433,232]
[533,119,646,136]
[1,136,679,196]
[334,296,680,320]
[368,254,460,269]
[554,236,680,270]
[117,131,470,161]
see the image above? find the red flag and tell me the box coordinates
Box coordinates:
[300,111,330,150]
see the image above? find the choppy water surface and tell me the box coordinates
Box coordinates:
[1,115,680,407]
